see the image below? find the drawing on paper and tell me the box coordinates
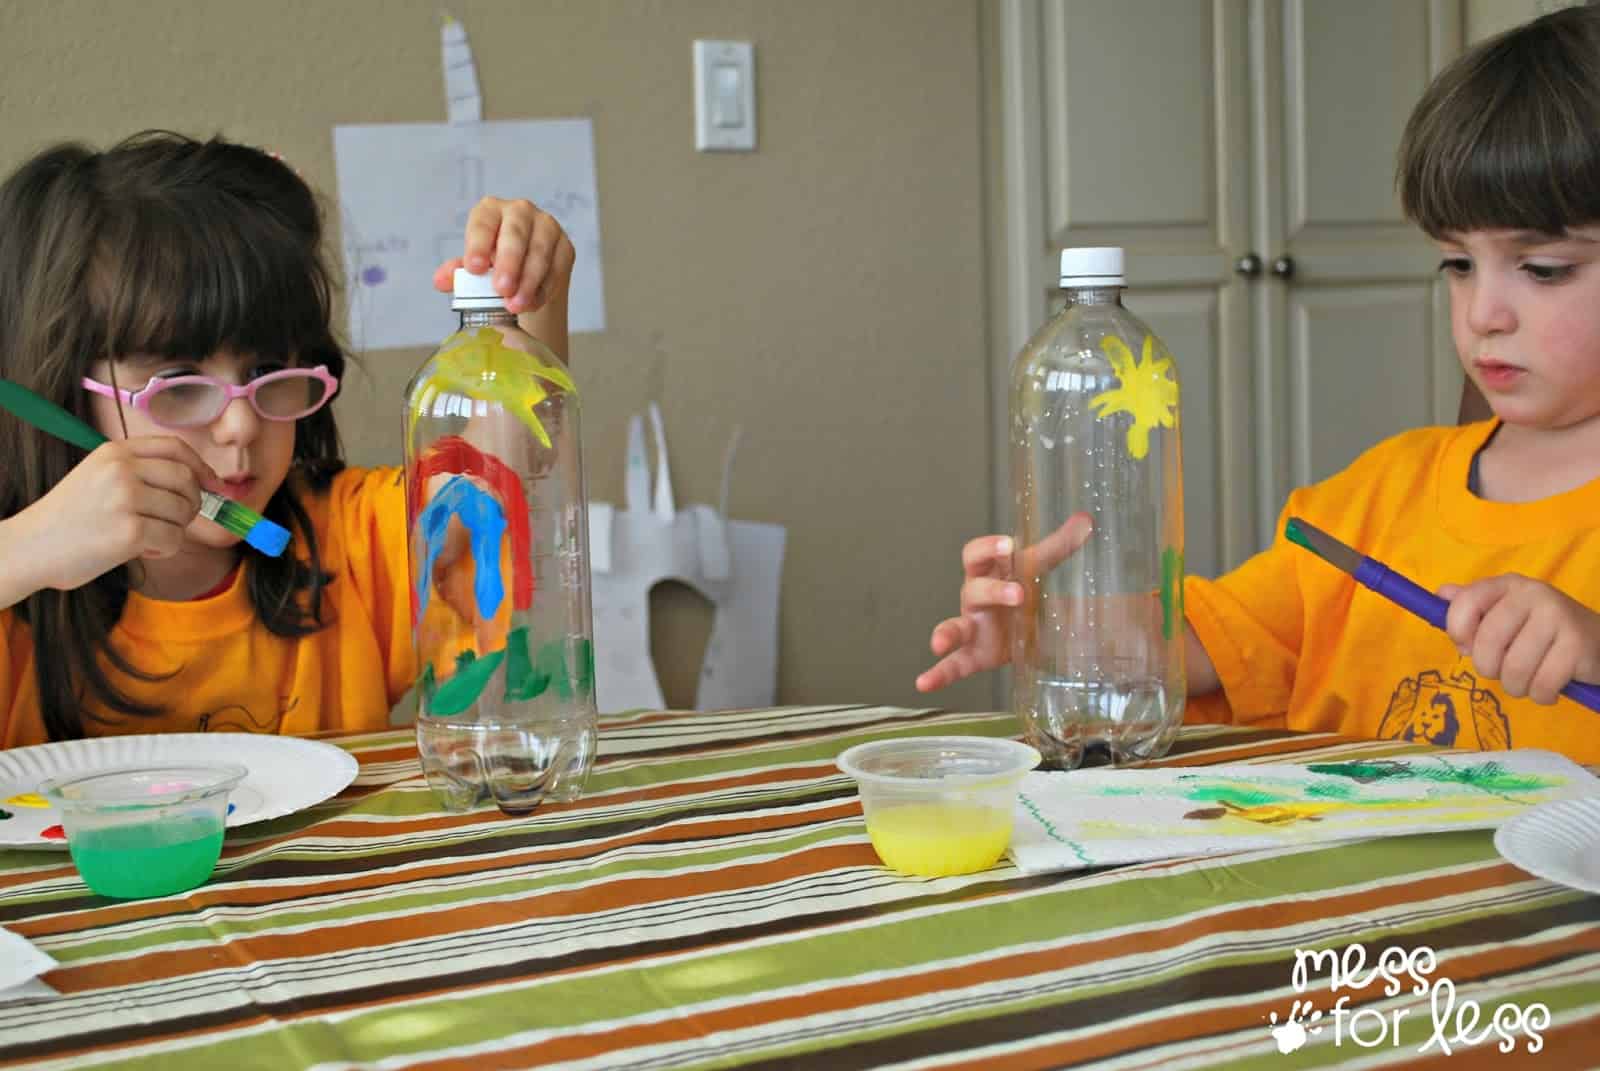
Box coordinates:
[1008,751,1596,872]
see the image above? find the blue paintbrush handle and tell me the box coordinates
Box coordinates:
[1354,557,1600,714]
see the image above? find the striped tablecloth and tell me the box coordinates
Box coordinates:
[2,705,1597,1069]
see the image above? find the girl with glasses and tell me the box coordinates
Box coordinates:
[0,131,575,745]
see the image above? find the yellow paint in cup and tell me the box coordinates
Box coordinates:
[837,736,1040,878]
[865,802,1014,877]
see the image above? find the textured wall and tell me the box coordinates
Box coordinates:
[1465,0,1577,41]
[0,0,994,714]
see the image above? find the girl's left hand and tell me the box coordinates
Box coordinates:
[1440,574,1600,704]
[432,196,575,315]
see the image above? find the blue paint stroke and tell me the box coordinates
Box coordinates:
[417,476,508,619]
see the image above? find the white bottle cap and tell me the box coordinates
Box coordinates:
[452,267,506,310]
[1058,246,1125,287]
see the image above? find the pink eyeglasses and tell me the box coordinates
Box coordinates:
[81,366,339,429]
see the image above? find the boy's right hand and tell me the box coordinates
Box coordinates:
[915,513,1093,693]
[18,438,215,592]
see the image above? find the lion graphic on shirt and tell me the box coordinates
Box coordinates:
[1379,668,1509,749]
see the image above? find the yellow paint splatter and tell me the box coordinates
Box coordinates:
[1213,800,1342,826]
[408,327,577,448]
[4,793,48,808]
[1090,334,1179,460]
[1203,797,1472,828]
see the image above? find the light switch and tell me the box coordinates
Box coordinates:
[712,65,743,127]
[694,40,756,151]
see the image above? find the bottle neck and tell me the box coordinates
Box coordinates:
[459,306,515,328]
[1062,285,1123,306]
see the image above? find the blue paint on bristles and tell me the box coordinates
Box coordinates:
[200,491,290,557]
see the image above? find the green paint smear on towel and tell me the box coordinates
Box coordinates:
[1305,759,1559,795]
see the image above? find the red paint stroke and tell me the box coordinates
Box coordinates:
[407,436,534,623]
[40,824,65,841]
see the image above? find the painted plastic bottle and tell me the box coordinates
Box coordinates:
[1010,247,1185,769]
[404,269,597,814]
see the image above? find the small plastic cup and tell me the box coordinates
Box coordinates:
[39,763,246,899]
[837,736,1041,877]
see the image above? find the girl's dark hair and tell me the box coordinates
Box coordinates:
[0,131,348,740]
[1398,3,1600,237]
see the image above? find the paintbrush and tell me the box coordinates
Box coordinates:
[0,378,290,557]
[1286,515,1600,713]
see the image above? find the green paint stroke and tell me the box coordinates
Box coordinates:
[1305,759,1559,796]
[535,636,595,700]
[419,631,595,716]
[1017,792,1093,867]
[503,627,551,701]
[0,808,10,821]
[429,647,507,716]
[1302,780,1359,801]
[1161,546,1184,640]
[1182,784,1284,808]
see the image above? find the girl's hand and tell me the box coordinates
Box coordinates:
[916,513,1093,693]
[1440,574,1600,704]
[17,438,216,592]
[432,196,576,316]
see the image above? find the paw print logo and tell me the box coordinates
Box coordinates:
[1268,1000,1323,1054]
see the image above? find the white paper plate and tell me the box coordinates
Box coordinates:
[1494,797,1600,895]
[0,733,358,849]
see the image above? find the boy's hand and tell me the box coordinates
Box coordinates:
[916,513,1092,693]
[1440,574,1600,704]
[432,196,576,316]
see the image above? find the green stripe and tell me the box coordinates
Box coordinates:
[44,821,863,961]
[68,835,1516,1068]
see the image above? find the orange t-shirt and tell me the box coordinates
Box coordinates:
[0,467,415,748]
[1184,421,1600,763]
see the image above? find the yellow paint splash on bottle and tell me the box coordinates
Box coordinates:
[1090,334,1179,460]
[407,327,577,448]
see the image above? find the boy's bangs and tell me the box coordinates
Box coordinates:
[1402,48,1600,238]
[90,200,335,365]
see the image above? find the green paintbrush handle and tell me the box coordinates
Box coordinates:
[0,378,108,452]
[0,376,291,557]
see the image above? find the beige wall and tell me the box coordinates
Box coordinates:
[1467,0,1583,40]
[0,0,995,714]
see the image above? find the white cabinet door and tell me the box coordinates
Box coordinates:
[992,0,1464,574]
[1254,0,1464,549]
[996,0,1253,581]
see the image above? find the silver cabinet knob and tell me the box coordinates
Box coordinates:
[1271,255,1295,280]
[1235,253,1263,278]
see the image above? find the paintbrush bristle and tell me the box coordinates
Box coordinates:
[1285,516,1364,575]
[200,492,290,557]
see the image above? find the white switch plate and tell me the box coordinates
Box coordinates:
[694,40,756,152]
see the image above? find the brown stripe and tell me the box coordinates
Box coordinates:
[10,863,1592,1066]
[35,833,872,991]
[2,779,861,930]
[1,843,898,1063]
[1153,734,1376,767]
[393,867,1599,1070]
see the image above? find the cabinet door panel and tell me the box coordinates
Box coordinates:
[1288,283,1437,487]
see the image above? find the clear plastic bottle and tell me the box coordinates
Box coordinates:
[404,269,597,814]
[1010,247,1185,769]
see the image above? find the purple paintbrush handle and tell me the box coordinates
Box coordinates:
[1564,679,1600,714]
[1354,557,1600,714]
[1353,558,1450,629]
